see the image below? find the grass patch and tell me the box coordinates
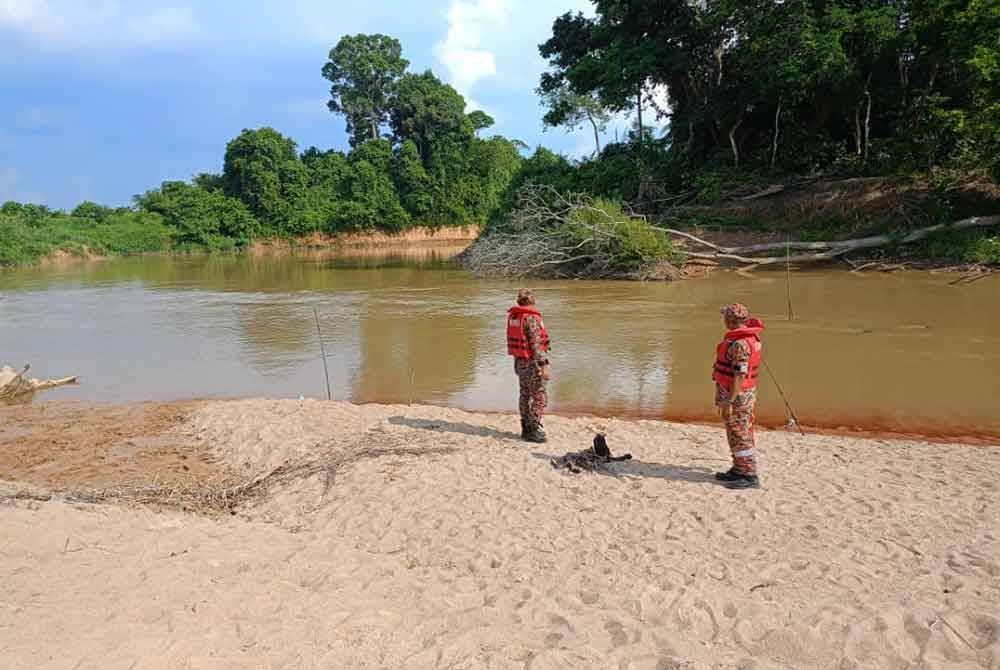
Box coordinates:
[0,208,175,266]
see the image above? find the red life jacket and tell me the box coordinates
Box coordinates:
[712,317,764,391]
[507,305,551,359]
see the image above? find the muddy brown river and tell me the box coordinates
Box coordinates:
[1,250,998,441]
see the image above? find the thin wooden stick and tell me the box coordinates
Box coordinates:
[785,234,794,321]
[313,307,332,401]
[763,361,805,436]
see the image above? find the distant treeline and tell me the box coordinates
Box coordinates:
[2,0,997,266]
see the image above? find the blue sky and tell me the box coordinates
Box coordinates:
[0,0,608,209]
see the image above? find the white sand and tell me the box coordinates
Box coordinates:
[2,399,999,669]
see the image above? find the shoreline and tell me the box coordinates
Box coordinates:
[11,228,994,276]
[11,396,1000,448]
[1,397,998,668]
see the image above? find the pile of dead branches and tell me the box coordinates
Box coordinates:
[462,185,681,279]
[0,439,458,516]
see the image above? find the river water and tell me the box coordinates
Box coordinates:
[1,250,997,440]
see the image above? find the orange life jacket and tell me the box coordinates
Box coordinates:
[507,305,551,359]
[712,317,764,391]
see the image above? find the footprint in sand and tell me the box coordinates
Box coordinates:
[604,619,628,648]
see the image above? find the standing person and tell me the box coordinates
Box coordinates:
[507,289,551,443]
[712,303,765,489]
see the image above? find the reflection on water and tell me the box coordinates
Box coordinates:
[1,250,998,439]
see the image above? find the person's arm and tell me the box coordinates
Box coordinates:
[731,370,745,398]
[523,316,550,377]
[721,341,750,419]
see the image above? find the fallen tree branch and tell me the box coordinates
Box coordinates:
[649,227,728,253]
[666,215,1000,266]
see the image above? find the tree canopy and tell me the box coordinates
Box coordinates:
[539,0,1000,176]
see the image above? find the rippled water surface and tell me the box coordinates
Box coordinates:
[2,250,997,439]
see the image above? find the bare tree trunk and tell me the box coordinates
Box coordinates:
[586,109,601,156]
[728,113,743,167]
[714,47,723,86]
[770,100,782,170]
[863,90,872,163]
[898,54,911,107]
[685,118,695,155]
[928,62,939,91]
[636,82,644,146]
[370,117,378,141]
[863,73,873,163]
[854,105,862,157]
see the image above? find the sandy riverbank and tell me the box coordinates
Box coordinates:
[1,399,998,669]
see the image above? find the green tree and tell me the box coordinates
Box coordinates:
[468,136,523,220]
[389,71,472,160]
[467,110,495,135]
[71,201,113,222]
[322,34,409,146]
[137,181,259,248]
[343,139,410,231]
[392,140,434,217]
[222,127,301,227]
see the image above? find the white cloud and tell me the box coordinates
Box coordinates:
[0,0,199,51]
[434,0,513,106]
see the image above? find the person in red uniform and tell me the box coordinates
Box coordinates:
[713,303,764,489]
[507,289,551,443]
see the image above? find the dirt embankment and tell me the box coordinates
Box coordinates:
[34,226,480,266]
[248,225,480,255]
[673,176,1000,248]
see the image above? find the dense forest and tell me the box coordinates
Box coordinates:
[530,0,1000,197]
[2,0,998,267]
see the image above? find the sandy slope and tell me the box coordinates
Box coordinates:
[1,399,998,669]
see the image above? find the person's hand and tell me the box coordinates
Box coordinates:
[720,403,732,420]
[540,364,551,381]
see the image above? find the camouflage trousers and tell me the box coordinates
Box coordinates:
[718,387,758,475]
[515,358,548,426]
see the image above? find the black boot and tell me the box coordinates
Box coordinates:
[715,467,742,482]
[520,419,528,439]
[522,421,547,443]
[723,473,760,489]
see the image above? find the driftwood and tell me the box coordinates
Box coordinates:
[0,364,79,401]
[655,215,1000,266]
